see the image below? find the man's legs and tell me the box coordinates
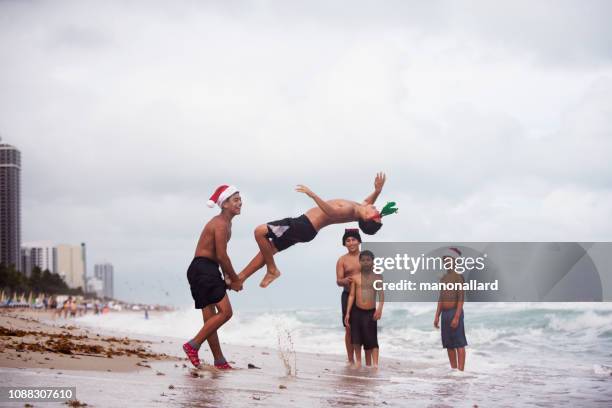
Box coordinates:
[371,347,379,367]
[191,295,233,345]
[345,326,354,363]
[202,305,230,366]
[457,347,466,371]
[364,349,373,366]
[239,224,280,288]
[446,348,458,369]
[353,345,362,367]
[238,252,265,281]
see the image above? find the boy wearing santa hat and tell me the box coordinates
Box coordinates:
[183,185,243,369]
[238,172,398,288]
[434,247,468,371]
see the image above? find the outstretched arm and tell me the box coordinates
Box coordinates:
[362,172,386,205]
[296,185,343,217]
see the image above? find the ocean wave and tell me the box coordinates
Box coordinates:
[546,310,612,334]
[72,303,612,363]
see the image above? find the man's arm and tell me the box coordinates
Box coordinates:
[336,257,352,288]
[214,223,240,283]
[362,172,386,205]
[374,277,384,320]
[296,185,343,217]
[344,281,356,327]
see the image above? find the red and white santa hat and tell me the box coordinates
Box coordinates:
[207,185,239,208]
[441,247,462,258]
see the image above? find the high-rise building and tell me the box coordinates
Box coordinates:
[55,244,85,289]
[86,277,104,298]
[20,247,33,277]
[81,242,87,291]
[0,140,21,271]
[21,241,55,276]
[94,263,114,299]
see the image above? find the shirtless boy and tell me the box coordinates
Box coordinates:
[434,247,468,371]
[239,173,387,288]
[336,228,362,364]
[344,250,384,367]
[183,185,243,369]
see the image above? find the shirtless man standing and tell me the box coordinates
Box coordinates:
[344,250,384,367]
[434,247,468,371]
[182,185,243,369]
[336,229,363,364]
[238,173,387,288]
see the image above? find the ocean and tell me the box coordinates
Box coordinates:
[74,302,612,406]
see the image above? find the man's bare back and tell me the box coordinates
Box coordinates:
[305,199,363,231]
[195,215,232,263]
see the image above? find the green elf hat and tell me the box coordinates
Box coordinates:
[380,201,398,217]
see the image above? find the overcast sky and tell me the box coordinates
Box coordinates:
[1,0,611,308]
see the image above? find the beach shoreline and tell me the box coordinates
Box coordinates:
[0,307,427,407]
[2,306,611,407]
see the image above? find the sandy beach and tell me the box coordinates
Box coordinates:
[0,309,176,374]
[0,308,453,407]
[2,306,612,407]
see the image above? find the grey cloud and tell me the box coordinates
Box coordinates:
[3,0,612,306]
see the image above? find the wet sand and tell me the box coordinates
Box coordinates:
[3,308,610,407]
[0,308,425,407]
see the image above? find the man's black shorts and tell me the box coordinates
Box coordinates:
[341,290,349,327]
[187,257,226,309]
[441,308,467,349]
[350,305,379,350]
[266,214,318,252]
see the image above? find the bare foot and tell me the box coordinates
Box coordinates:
[259,267,281,288]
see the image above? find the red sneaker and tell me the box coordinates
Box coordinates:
[214,362,233,370]
[182,342,201,368]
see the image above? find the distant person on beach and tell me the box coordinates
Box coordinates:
[336,228,363,364]
[183,185,243,370]
[434,247,468,371]
[49,296,57,312]
[344,250,384,367]
[70,298,77,318]
[239,173,398,288]
[62,297,71,319]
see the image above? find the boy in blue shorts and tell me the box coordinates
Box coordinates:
[434,247,468,371]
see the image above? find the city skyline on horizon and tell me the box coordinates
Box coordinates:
[2,141,115,300]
